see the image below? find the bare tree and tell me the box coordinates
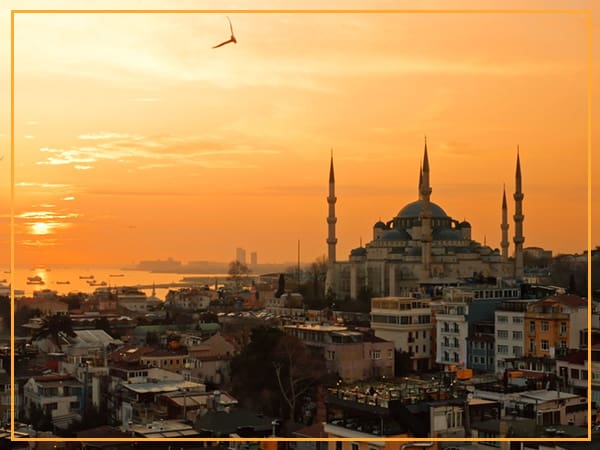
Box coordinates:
[272,335,325,421]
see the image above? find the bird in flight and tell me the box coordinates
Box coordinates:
[212,16,237,49]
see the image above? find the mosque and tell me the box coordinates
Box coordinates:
[324,139,525,300]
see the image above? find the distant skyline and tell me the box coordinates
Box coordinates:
[0,1,598,267]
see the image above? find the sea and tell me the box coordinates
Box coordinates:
[0,266,231,300]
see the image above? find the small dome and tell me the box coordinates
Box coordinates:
[433,228,462,241]
[381,229,411,241]
[350,247,367,257]
[374,221,386,229]
[397,200,448,219]
[458,221,471,228]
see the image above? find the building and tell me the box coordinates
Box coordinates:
[370,296,433,371]
[23,374,83,429]
[495,299,537,373]
[325,141,526,300]
[466,322,495,373]
[250,252,258,266]
[555,350,588,397]
[434,289,471,369]
[236,247,246,264]
[525,295,587,358]
[283,324,395,381]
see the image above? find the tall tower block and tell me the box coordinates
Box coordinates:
[513,149,525,278]
[501,185,509,259]
[325,151,338,294]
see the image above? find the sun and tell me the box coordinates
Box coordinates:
[30,222,50,235]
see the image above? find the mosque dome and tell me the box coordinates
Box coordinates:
[433,228,462,241]
[350,247,367,257]
[373,221,386,229]
[458,221,471,228]
[381,229,411,241]
[397,200,448,219]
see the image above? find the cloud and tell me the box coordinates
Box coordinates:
[16,182,71,189]
[24,135,35,140]
[17,211,79,220]
[35,133,281,171]
[63,196,76,201]
[21,239,58,247]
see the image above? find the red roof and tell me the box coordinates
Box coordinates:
[556,350,587,365]
[554,294,587,308]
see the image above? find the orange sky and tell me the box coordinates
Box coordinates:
[0,0,598,267]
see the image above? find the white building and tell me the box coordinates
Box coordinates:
[24,374,83,429]
[370,296,433,371]
[494,299,536,373]
[434,289,470,369]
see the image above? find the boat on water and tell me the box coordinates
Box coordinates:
[27,276,44,285]
[87,281,107,287]
[79,275,95,279]
[109,274,125,277]
[0,279,6,284]
[56,281,70,285]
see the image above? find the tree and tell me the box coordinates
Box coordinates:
[230,326,286,415]
[228,260,251,291]
[272,335,325,421]
[31,314,77,350]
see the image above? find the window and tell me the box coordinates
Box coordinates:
[372,350,381,360]
[387,349,393,359]
[529,340,536,352]
[497,330,509,339]
[415,345,419,354]
[561,340,567,349]
[408,346,413,355]
[541,321,549,332]
[512,331,523,340]
[453,338,459,348]
[400,316,411,324]
[444,337,449,346]
[497,345,508,354]
[529,321,535,333]
[336,442,342,450]
[513,316,523,324]
[423,345,427,354]
[453,352,459,362]
[571,368,580,379]
[560,322,567,336]
[351,443,359,450]
[453,324,460,333]
[443,322,450,332]
[512,346,523,357]
[443,351,449,361]
[326,350,336,360]
[497,315,508,323]
[541,340,549,351]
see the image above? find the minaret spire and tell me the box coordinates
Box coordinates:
[501,183,509,259]
[325,149,338,295]
[418,161,423,200]
[513,147,525,278]
[420,136,432,202]
[419,136,432,278]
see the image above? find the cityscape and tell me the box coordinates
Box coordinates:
[1,5,598,450]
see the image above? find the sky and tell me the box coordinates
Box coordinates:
[0,0,598,267]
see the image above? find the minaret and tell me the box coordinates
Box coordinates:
[500,184,509,259]
[418,161,423,200]
[420,137,432,277]
[513,148,525,278]
[325,150,338,295]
